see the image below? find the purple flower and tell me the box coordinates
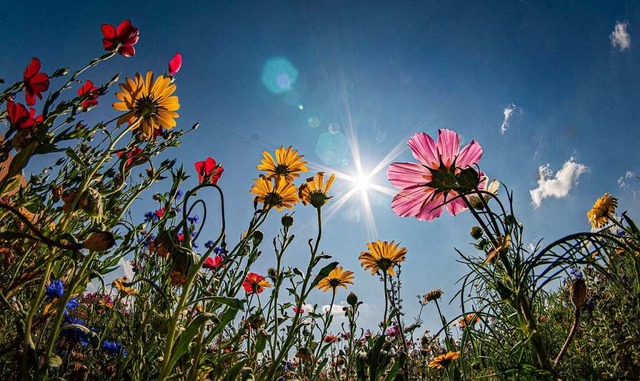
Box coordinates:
[102,340,126,356]
[187,215,199,224]
[144,211,159,223]
[385,325,400,337]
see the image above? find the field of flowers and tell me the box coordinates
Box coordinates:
[1,21,639,381]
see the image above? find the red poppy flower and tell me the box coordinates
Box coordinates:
[177,232,184,242]
[194,157,224,185]
[7,100,42,129]
[23,57,50,106]
[116,146,144,168]
[155,207,165,219]
[101,20,140,57]
[242,273,271,294]
[168,53,182,76]
[78,80,99,109]
[203,255,223,270]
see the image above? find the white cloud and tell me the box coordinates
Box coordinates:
[618,171,635,188]
[322,304,348,316]
[119,258,135,281]
[530,158,588,208]
[500,103,518,134]
[610,21,631,51]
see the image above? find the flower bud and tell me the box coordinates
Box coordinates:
[470,226,483,240]
[347,292,359,306]
[281,214,294,228]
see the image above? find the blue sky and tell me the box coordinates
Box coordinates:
[4,1,640,332]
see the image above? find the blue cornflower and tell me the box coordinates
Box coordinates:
[144,211,158,223]
[64,298,79,315]
[193,242,199,249]
[46,279,65,299]
[569,267,584,280]
[187,215,199,224]
[214,246,227,256]
[102,340,128,357]
[62,316,89,347]
[175,189,183,200]
[205,240,215,249]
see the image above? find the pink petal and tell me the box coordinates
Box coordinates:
[387,162,430,190]
[407,132,439,168]
[391,187,433,218]
[456,140,483,168]
[415,192,446,221]
[444,194,468,216]
[436,129,460,168]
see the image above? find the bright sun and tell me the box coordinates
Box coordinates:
[353,173,372,192]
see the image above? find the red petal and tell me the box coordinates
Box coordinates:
[25,91,36,106]
[168,53,182,76]
[118,45,136,57]
[115,20,132,36]
[101,24,116,39]
[204,157,216,174]
[23,57,41,79]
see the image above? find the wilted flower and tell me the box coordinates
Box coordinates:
[422,289,443,303]
[323,334,339,343]
[82,231,116,251]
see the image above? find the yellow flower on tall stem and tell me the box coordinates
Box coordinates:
[587,193,618,229]
[257,146,308,182]
[299,172,336,208]
[316,266,355,292]
[250,175,299,211]
[428,351,461,369]
[359,240,407,276]
[113,71,180,138]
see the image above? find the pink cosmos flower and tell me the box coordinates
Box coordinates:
[387,129,485,221]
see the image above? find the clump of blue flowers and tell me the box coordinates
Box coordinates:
[45,279,64,299]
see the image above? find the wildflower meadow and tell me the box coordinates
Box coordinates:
[1,14,640,381]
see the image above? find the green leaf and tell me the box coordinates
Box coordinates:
[383,351,406,381]
[200,296,244,311]
[9,140,37,177]
[208,307,240,339]
[166,314,210,371]
[65,148,86,168]
[255,330,268,353]
[309,261,339,290]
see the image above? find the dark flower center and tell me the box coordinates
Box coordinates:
[264,192,283,207]
[135,96,159,118]
[275,164,290,176]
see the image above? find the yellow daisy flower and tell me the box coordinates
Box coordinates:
[299,172,336,208]
[359,240,407,276]
[112,277,138,296]
[428,351,461,369]
[250,175,299,212]
[113,71,180,138]
[257,146,308,182]
[587,193,618,229]
[316,266,355,292]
